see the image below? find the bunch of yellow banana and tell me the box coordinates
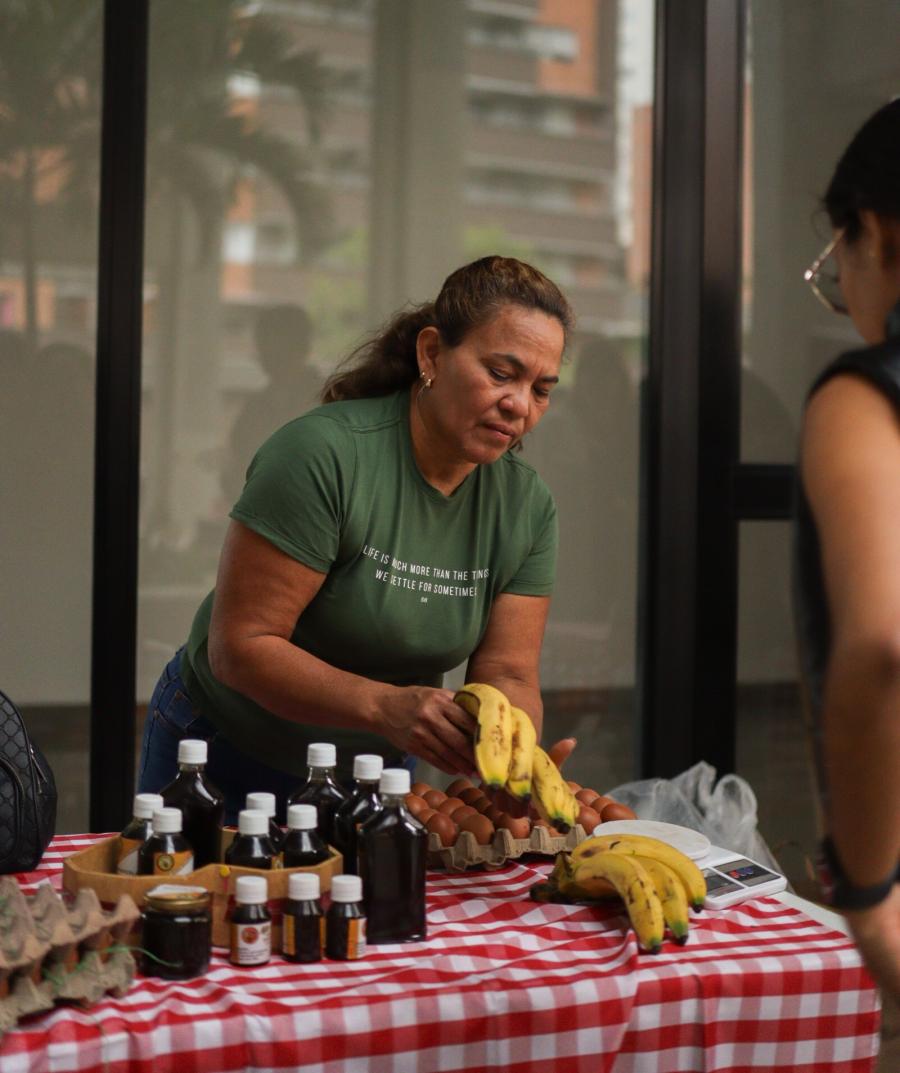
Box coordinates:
[454,683,579,829]
[531,833,707,953]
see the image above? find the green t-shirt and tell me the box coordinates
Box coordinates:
[182,389,557,775]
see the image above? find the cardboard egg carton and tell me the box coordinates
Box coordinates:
[0,877,139,1038]
[426,823,588,871]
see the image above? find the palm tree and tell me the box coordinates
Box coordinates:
[0,0,102,353]
[141,4,335,544]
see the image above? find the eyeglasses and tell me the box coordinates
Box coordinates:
[804,229,848,315]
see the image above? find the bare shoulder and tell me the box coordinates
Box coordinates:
[803,372,900,492]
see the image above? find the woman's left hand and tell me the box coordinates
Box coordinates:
[484,736,578,817]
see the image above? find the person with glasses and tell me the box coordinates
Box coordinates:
[795,98,900,1004]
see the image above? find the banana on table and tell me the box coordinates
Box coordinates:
[533,833,707,953]
[454,682,579,830]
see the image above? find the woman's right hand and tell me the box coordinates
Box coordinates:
[378,686,478,776]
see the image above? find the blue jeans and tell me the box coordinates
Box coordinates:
[139,648,415,824]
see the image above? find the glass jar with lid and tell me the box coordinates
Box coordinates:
[141,884,212,980]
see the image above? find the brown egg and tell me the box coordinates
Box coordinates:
[484,803,505,825]
[497,813,531,839]
[438,796,466,815]
[417,807,436,825]
[426,811,458,846]
[600,801,637,822]
[565,780,582,792]
[577,804,602,832]
[575,788,599,806]
[590,794,613,813]
[458,787,485,805]
[473,796,494,814]
[459,812,494,845]
[445,777,473,797]
[405,794,429,819]
[450,804,478,823]
[411,781,432,797]
[423,789,447,809]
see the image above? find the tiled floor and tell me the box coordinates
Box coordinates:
[27,682,820,898]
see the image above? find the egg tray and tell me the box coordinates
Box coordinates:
[0,877,139,1039]
[426,823,588,872]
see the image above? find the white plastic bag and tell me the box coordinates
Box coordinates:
[605,761,783,876]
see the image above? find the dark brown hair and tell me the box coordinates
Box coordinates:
[321,255,574,402]
[824,98,900,245]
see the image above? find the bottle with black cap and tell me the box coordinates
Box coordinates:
[333,754,384,874]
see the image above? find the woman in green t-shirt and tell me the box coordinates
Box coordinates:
[139,256,576,820]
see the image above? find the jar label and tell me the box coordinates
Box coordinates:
[152,850,194,876]
[116,836,144,875]
[231,920,271,965]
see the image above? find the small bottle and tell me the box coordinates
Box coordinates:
[326,874,366,961]
[229,875,271,967]
[141,885,211,980]
[287,743,349,848]
[160,739,225,867]
[282,804,331,868]
[117,793,164,875]
[334,754,384,875]
[138,807,195,877]
[246,791,284,851]
[225,809,279,870]
[358,768,427,944]
[282,872,324,963]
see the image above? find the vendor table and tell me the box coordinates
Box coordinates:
[0,834,880,1073]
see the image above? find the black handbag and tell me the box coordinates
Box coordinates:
[0,689,58,873]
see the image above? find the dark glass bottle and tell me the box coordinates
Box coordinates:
[287,742,349,848]
[224,809,279,869]
[325,875,367,960]
[358,768,427,944]
[282,872,323,963]
[334,754,384,875]
[141,886,211,979]
[117,793,164,875]
[160,739,224,867]
[229,875,271,966]
[246,791,285,852]
[138,807,195,876]
[282,804,331,867]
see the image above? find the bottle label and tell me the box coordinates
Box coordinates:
[231,919,271,965]
[116,836,144,875]
[345,917,366,959]
[282,914,295,956]
[151,850,194,876]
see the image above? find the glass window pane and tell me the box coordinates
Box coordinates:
[741,0,899,462]
[139,0,653,797]
[738,0,900,893]
[0,2,103,831]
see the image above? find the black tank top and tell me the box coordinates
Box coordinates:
[794,326,900,814]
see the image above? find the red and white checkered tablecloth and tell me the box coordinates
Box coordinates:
[0,834,880,1073]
